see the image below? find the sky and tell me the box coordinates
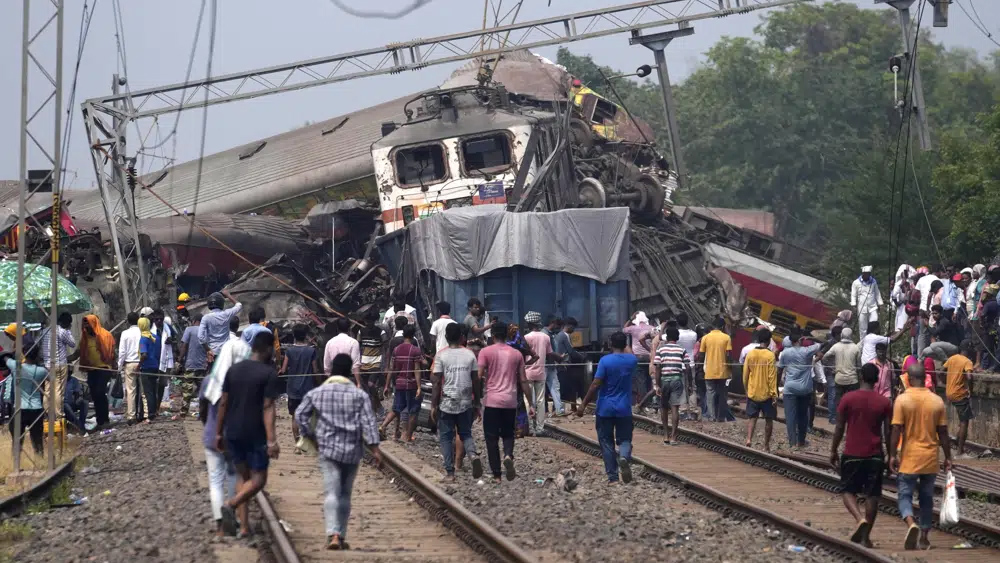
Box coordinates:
[2,0,998,189]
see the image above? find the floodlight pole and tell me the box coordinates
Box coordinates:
[630,26,694,193]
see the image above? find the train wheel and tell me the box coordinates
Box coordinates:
[577,177,606,208]
[569,118,594,147]
[637,173,666,216]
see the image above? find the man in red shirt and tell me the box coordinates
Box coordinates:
[829,363,892,547]
[478,322,534,482]
[379,325,424,442]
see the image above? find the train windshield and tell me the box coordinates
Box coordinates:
[395,144,447,187]
[462,133,511,174]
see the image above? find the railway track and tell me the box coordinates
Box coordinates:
[256,410,532,563]
[560,410,1000,561]
[724,393,1000,501]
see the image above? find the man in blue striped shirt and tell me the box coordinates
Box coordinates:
[651,327,690,444]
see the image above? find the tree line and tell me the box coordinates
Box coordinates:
[556,2,1000,293]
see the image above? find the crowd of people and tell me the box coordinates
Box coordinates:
[0,262,987,552]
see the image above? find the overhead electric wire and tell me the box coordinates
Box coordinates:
[955,0,1000,49]
[58,0,98,194]
[92,145,354,323]
[885,0,925,276]
[183,0,218,259]
[328,0,433,19]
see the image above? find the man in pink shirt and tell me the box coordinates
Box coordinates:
[523,312,553,435]
[479,321,534,482]
[323,318,361,386]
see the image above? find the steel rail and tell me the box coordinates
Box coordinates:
[724,393,1000,500]
[364,446,536,563]
[626,412,1000,549]
[0,454,79,518]
[546,424,891,563]
[729,392,997,456]
[255,490,301,563]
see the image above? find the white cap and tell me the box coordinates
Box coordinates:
[860,266,873,273]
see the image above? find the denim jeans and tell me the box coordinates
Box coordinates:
[438,409,479,475]
[545,368,563,414]
[205,447,236,521]
[695,375,708,417]
[897,473,936,530]
[706,379,728,421]
[595,415,633,482]
[319,458,360,539]
[783,393,811,446]
[827,382,837,424]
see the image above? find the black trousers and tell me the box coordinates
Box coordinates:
[141,370,162,420]
[86,369,111,425]
[9,408,44,454]
[482,407,516,478]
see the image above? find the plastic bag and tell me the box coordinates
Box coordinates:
[940,470,960,526]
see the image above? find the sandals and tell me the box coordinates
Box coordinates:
[326,534,350,550]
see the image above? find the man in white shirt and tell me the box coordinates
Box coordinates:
[323,317,361,385]
[914,268,940,356]
[850,266,883,340]
[429,301,457,354]
[859,319,912,364]
[117,312,143,423]
[675,313,699,413]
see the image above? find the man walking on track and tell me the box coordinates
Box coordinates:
[889,363,953,550]
[577,331,636,484]
[215,331,281,538]
[479,322,534,483]
[651,327,689,445]
[829,363,891,547]
[431,323,484,481]
[295,353,383,551]
[742,328,778,452]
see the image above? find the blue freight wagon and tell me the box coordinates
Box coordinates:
[375,205,631,349]
[429,266,628,348]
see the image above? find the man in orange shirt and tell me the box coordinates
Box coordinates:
[888,363,952,551]
[943,340,975,457]
[698,317,732,422]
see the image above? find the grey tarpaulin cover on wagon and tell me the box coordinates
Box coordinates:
[391,204,630,292]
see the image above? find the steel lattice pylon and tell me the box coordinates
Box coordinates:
[17,0,65,472]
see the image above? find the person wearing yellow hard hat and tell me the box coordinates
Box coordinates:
[176,292,192,332]
[3,323,36,359]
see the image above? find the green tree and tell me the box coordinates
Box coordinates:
[557,1,1000,268]
[932,105,1000,262]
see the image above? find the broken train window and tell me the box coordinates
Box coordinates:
[395,144,447,187]
[591,98,618,125]
[461,133,512,175]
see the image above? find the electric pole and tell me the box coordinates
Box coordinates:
[629,26,694,193]
[18,0,64,472]
[877,0,933,150]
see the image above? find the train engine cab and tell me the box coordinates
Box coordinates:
[372,87,555,234]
